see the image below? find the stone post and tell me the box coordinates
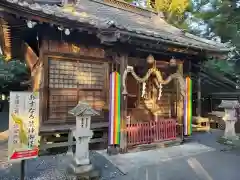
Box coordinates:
[68,101,100,178]
[219,100,240,140]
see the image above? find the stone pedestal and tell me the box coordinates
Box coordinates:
[68,160,93,174]
[107,145,120,155]
[224,120,238,140]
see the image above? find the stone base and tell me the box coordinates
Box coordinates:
[68,163,100,180]
[127,138,182,153]
[218,135,240,148]
[69,163,93,174]
[107,145,119,155]
[74,157,90,165]
[119,147,128,154]
[222,135,239,141]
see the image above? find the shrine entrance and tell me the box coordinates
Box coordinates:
[122,55,184,147]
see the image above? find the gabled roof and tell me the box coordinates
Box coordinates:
[69,101,100,116]
[3,0,231,53]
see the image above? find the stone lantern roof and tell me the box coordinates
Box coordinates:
[68,101,100,117]
[218,100,240,109]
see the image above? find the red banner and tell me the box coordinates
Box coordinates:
[10,148,38,160]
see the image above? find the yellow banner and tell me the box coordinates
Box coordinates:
[8,92,39,161]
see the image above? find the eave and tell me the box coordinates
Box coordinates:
[118,31,230,54]
[0,0,231,58]
[0,0,96,32]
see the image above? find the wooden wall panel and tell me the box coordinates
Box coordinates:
[48,89,77,122]
[42,40,105,58]
[42,40,108,124]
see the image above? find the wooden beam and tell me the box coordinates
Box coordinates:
[24,42,38,71]
[211,92,240,96]
[39,138,108,151]
[23,43,40,91]
[200,73,234,91]
[197,71,201,116]
[39,122,108,134]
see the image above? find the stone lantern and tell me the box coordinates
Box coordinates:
[68,101,100,176]
[219,100,240,140]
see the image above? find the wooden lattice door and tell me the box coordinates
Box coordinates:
[47,58,107,123]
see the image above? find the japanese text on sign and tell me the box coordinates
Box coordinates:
[28,94,36,147]
[13,94,20,145]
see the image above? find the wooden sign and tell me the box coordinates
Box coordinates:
[43,40,105,58]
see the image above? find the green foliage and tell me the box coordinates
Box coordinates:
[0,55,30,92]
[190,0,240,46]
[203,59,236,75]
[124,0,192,28]
[187,0,240,77]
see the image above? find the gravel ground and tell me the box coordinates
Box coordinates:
[0,150,123,180]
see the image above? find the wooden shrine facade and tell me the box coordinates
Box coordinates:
[0,0,230,150]
[36,37,185,133]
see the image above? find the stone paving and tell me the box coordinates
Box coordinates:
[113,148,240,180]
[97,142,215,174]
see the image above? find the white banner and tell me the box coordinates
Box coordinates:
[8,91,39,161]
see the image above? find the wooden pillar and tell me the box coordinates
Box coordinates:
[177,62,183,124]
[209,95,212,112]
[120,53,128,153]
[107,51,128,154]
[182,58,192,140]
[197,63,202,117]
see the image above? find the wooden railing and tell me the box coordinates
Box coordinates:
[126,119,177,146]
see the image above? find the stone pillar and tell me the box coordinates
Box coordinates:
[68,101,100,178]
[219,100,239,140]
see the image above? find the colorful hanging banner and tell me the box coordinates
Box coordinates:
[184,76,192,136]
[109,72,121,145]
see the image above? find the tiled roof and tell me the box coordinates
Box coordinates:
[68,101,100,116]
[4,0,231,52]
